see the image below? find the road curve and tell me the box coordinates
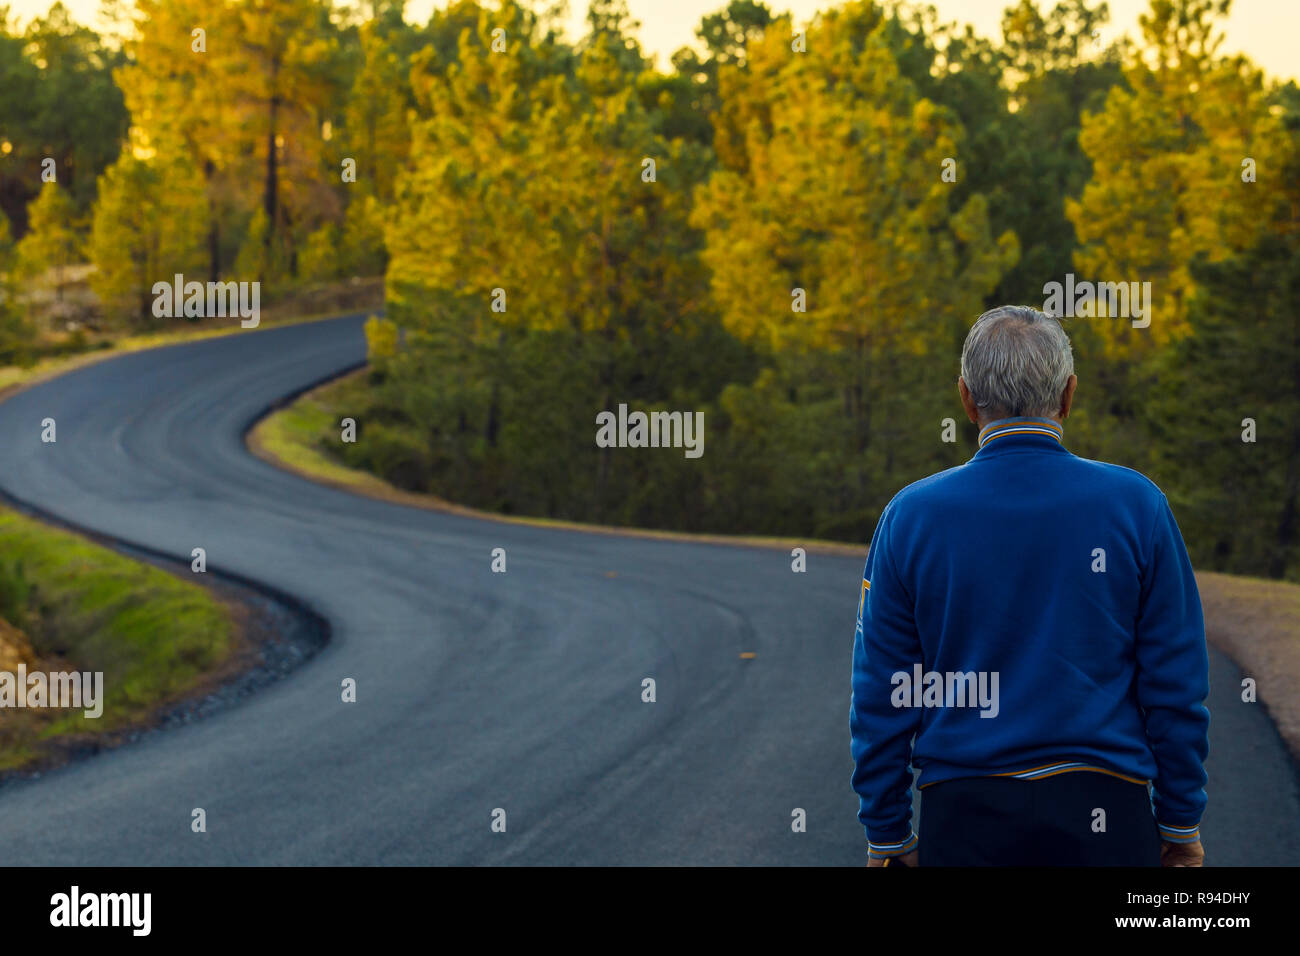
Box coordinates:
[0,315,1296,865]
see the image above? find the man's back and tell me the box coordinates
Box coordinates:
[851,415,1211,863]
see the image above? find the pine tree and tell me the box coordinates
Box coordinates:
[15,181,81,308]
[116,0,232,281]
[88,153,206,326]
[1147,233,1300,580]
[689,1,1017,472]
[224,0,343,281]
[0,208,36,366]
[1144,69,1300,580]
[1066,0,1284,356]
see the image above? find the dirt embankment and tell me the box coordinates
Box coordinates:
[0,617,34,673]
[1198,571,1300,763]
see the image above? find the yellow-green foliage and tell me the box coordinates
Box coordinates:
[691,7,1018,357]
[364,314,398,360]
[14,181,80,293]
[1067,0,1288,356]
[88,153,207,326]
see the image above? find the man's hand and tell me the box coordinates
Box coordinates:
[867,849,919,868]
[1160,839,1204,867]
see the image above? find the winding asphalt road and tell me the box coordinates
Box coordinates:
[0,314,1296,865]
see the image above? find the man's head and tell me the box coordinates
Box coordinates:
[958,305,1077,427]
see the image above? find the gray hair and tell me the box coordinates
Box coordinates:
[960,306,1074,420]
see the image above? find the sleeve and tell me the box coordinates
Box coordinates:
[1135,492,1211,843]
[850,502,924,858]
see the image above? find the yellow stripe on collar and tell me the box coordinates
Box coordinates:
[977,417,1065,449]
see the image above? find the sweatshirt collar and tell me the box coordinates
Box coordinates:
[976,416,1065,450]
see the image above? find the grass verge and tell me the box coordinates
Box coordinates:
[0,507,235,773]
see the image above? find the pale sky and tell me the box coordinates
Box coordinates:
[8,0,1298,82]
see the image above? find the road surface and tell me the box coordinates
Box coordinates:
[0,315,1296,864]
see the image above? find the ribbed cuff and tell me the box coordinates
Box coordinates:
[1157,820,1201,844]
[867,830,919,859]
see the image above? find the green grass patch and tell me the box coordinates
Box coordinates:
[0,507,234,772]
[253,374,396,494]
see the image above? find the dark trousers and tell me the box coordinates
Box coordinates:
[918,772,1162,866]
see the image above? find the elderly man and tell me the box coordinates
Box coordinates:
[850,305,1210,867]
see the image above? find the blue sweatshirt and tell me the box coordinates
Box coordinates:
[850,417,1210,858]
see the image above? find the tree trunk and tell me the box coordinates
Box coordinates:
[205,160,220,282]
[263,56,281,283]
